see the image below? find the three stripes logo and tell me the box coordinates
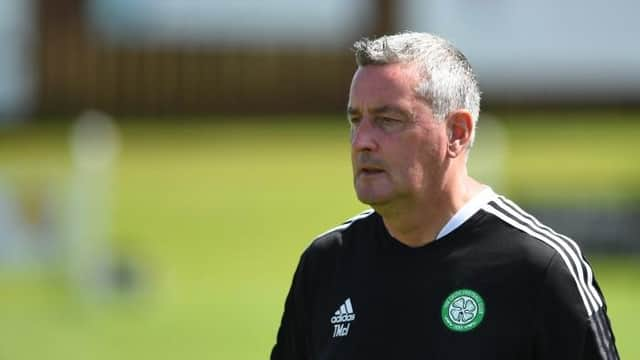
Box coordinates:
[330,298,355,337]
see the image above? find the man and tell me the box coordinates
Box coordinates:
[272,32,619,359]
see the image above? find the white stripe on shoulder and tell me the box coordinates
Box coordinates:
[482,202,597,316]
[496,196,603,309]
[314,209,375,239]
[489,199,601,313]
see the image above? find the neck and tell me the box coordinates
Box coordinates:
[377,175,485,248]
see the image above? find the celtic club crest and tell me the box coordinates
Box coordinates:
[441,289,485,332]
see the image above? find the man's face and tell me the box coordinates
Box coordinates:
[347,63,450,207]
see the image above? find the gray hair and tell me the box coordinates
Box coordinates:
[353,32,481,145]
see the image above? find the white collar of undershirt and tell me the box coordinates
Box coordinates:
[435,186,497,240]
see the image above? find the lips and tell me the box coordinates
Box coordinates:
[355,154,386,176]
[358,165,385,176]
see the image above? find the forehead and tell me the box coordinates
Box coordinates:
[348,63,420,108]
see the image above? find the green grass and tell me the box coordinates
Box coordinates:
[0,112,638,359]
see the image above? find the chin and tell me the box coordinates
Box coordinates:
[354,179,396,206]
[355,190,393,207]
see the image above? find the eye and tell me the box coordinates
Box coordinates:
[348,116,361,127]
[376,116,401,128]
[376,116,403,130]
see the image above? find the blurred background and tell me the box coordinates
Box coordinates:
[0,0,638,358]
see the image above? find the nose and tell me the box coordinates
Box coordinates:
[351,117,378,153]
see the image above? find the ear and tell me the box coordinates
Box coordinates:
[446,110,474,158]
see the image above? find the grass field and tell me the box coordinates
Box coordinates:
[0,111,639,359]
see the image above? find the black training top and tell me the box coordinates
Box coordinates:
[271,192,619,359]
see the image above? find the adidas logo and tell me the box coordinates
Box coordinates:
[330,298,355,337]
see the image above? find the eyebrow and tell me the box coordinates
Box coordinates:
[347,105,412,118]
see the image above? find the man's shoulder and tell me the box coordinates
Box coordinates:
[293,210,377,275]
[482,195,610,321]
[479,194,591,271]
[305,209,377,255]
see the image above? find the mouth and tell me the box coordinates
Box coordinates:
[358,166,385,176]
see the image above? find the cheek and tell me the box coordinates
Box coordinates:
[405,163,425,184]
[413,136,447,174]
[385,130,445,181]
[399,146,431,181]
[423,130,449,158]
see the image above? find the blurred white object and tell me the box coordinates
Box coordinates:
[66,110,121,297]
[0,178,32,266]
[70,110,122,171]
[0,0,35,119]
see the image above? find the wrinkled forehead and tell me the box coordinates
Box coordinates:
[348,63,421,109]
